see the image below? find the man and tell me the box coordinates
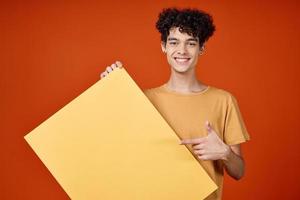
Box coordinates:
[101,8,249,200]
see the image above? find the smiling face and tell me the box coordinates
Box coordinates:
[162,27,201,73]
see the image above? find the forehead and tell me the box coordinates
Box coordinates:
[167,27,198,41]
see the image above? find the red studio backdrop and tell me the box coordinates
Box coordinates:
[1,1,300,199]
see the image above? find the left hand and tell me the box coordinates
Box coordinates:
[180,121,230,161]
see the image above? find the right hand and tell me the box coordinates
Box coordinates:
[100,61,123,79]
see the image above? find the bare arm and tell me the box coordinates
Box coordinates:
[181,121,245,180]
[101,66,246,180]
[222,144,245,180]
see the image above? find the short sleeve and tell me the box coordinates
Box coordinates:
[224,95,250,145]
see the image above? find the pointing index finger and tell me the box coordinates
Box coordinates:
[180,137,205,145]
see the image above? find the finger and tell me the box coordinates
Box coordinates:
[180,138,205,145]
[194,149,205,156]
[115,61,123,68]
[106,66,113,73]
[111,63,117,70]
[100,72,104,78]
[192,143,205,150]
[205,120,211,131]
[205,120,215,134]
[100,72,106,79]
[198,155,209,161]
[101,71,108,78]
[102,71,108,77]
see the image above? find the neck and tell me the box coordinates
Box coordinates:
[166,68,206,93]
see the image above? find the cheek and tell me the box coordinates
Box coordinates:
[166,51,175,60]
[166,54,174,64]
[193,53,199,60]
[166,46,176,54]
[191,50,200,59]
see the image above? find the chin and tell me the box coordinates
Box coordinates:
[171,63,193,73]
[173,67,188,73]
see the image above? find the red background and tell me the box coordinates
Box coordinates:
[1,1,300,199]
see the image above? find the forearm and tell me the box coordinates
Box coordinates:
[181,123,246,180]
[222,146,245,180]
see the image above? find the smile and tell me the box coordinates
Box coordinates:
[174,57,191,64]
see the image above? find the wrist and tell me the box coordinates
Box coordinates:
[221,144,231,162]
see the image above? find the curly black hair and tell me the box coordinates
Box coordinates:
[156,8,215,47]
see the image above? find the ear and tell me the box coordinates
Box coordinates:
[199,43,205,55]
[201,43,206,50]
[161,42,166,53]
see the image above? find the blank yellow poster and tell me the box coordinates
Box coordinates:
[24,68,217,199]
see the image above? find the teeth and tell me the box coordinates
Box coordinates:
[175,58,189,62]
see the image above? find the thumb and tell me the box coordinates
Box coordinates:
[205,120,213,134]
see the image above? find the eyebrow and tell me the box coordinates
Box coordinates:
[167,37,198,42]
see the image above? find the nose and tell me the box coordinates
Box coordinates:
[177,43,187,54]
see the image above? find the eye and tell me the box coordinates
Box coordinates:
[168,41,177,45]
[188,42,197,46]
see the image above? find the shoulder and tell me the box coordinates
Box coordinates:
[207,86,237,104]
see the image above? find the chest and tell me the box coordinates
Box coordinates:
[149,95,228,140]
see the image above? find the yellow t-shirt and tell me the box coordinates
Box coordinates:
[143,84,250,200]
